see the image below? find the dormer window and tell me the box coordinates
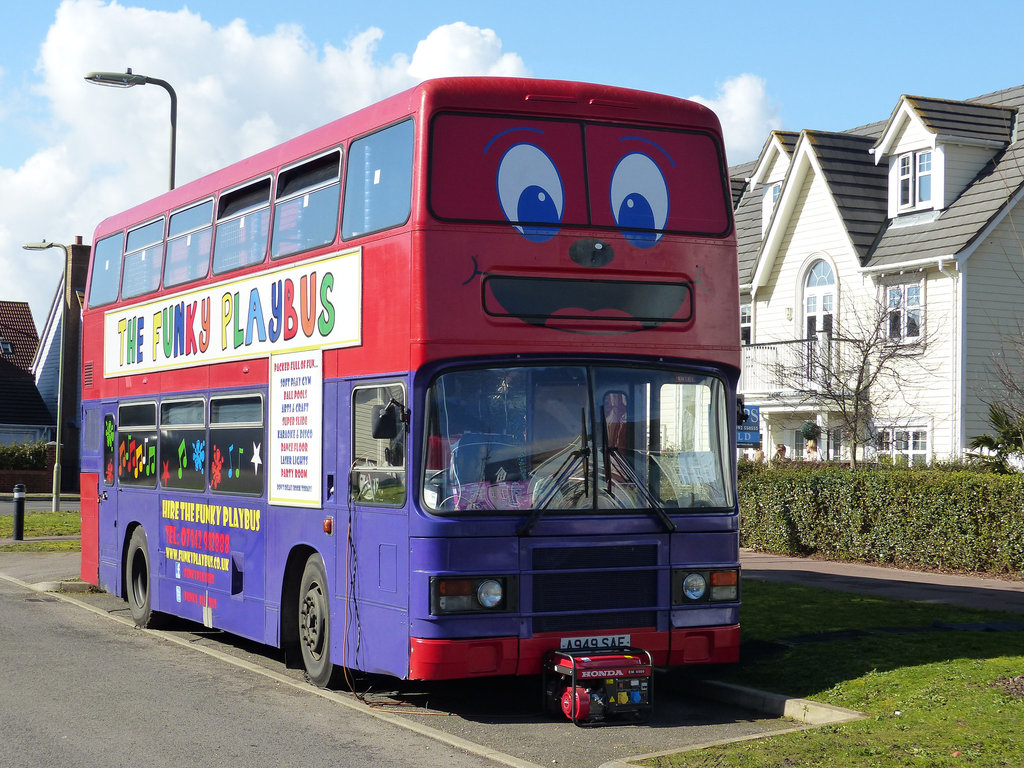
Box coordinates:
[0,339,12,356]
[898,150,932,209]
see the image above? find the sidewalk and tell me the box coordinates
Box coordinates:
[0,538,85,591]
[742,549,1024,614]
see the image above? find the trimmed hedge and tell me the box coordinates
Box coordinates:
[0,442,48,471]
[739,462,1024,574]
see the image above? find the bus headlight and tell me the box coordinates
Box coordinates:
[672,569,739,604]
[683,573,707,600]
[476,579,504,608]
[430,576,515,615]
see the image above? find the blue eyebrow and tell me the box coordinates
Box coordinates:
[485,126,544,153]
[620,136,675,167]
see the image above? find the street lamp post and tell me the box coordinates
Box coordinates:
[23,240,71,514]
[84,68,177,190]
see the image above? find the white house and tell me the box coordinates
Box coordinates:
[734,84,1024,463]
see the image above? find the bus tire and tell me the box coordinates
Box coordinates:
[125,526,156,627]
[298,555,341,688]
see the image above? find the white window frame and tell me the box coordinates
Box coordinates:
[897,150,933,210]
[877,426,929,466]
[740,303,752,345]
[884,279,923,343]
[761,182,782,235]
[916,151,932,204]
[804,260,835,338]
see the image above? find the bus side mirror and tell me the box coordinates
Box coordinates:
[737,395,748,425]
[371,403,399,440]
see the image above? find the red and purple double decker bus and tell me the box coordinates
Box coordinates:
[79,77,740,688]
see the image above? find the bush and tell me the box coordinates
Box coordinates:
[739,463,1024,574]
[0,442,48,471]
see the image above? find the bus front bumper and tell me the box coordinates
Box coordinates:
[408,625,740,680]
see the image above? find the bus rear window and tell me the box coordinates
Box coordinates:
[164,200,213,288]
[429,114,731,238]
[213,178,271,274]
[117,402,157,488]
[209,394,264,496]
[342,120,414,239]
[272,150,342,258]
[121,218,165,299]
[160,398,206,492]
[88,232,125,308]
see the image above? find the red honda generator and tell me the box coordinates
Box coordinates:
[542,647,653,725]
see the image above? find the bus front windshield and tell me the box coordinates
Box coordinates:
[422,365,732,515]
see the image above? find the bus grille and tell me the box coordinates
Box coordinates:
[531,545,658,633]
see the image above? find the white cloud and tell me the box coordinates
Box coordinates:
[2,2,527,329]
[408,22,528,79]
[689,74,783,164]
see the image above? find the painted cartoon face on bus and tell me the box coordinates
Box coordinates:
[430,115,730,333]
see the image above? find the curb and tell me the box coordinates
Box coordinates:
[37,580,93,593]
[689,678,865,725]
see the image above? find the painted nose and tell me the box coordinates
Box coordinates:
[569,238,614,268]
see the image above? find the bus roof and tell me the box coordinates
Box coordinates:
[92,77,723,239]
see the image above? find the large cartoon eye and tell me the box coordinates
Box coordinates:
[610,152,668,248]
[497,143,564,242]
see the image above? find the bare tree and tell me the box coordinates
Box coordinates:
[767,297,938,467]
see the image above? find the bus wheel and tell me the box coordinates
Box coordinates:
[126,526,154,627]
[298,555,340,688]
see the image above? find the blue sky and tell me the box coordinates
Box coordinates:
[2,0,1023,328]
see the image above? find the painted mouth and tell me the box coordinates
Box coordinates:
[483,274,693,333]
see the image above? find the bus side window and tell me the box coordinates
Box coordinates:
[121,218,165,299]
[351,384,406,505]
[117,402,158,488]
[342,120,414,239]
[271,150,342,258]
[213,178,272,275]
[164,200,213,288]
[160,398,207,492]
[88,232,126,308]
[209,394,265,496]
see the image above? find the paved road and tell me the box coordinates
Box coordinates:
[0,552,796,768]
[0,575,500,768]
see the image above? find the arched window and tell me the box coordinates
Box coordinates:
[804,260,834,337]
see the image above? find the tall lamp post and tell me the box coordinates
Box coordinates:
[84,68,177,190]
[23,240,70,514]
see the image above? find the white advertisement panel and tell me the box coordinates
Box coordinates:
[103,248,361,377]
[269,348,323,507]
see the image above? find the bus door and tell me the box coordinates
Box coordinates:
[342,381,411,677]
[96,403,121,592]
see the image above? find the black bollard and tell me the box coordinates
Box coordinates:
[12,483,25,541]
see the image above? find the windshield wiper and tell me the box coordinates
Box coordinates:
[600,406,676,533]
[517,408,590,536]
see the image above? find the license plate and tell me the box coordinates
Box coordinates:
[559,634,630,650]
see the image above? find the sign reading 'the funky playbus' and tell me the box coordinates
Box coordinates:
[103,249,361,377]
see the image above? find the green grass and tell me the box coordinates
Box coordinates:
[0,510,81,552]
[650,580,1024,768]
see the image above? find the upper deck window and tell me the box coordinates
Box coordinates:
[213,178,271,274]
[121,217,165,299]
[429,114,731,240]
[164,200,213,288]
[272,150,342,258]
[88,232,126,308]
[342,120,414,239]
